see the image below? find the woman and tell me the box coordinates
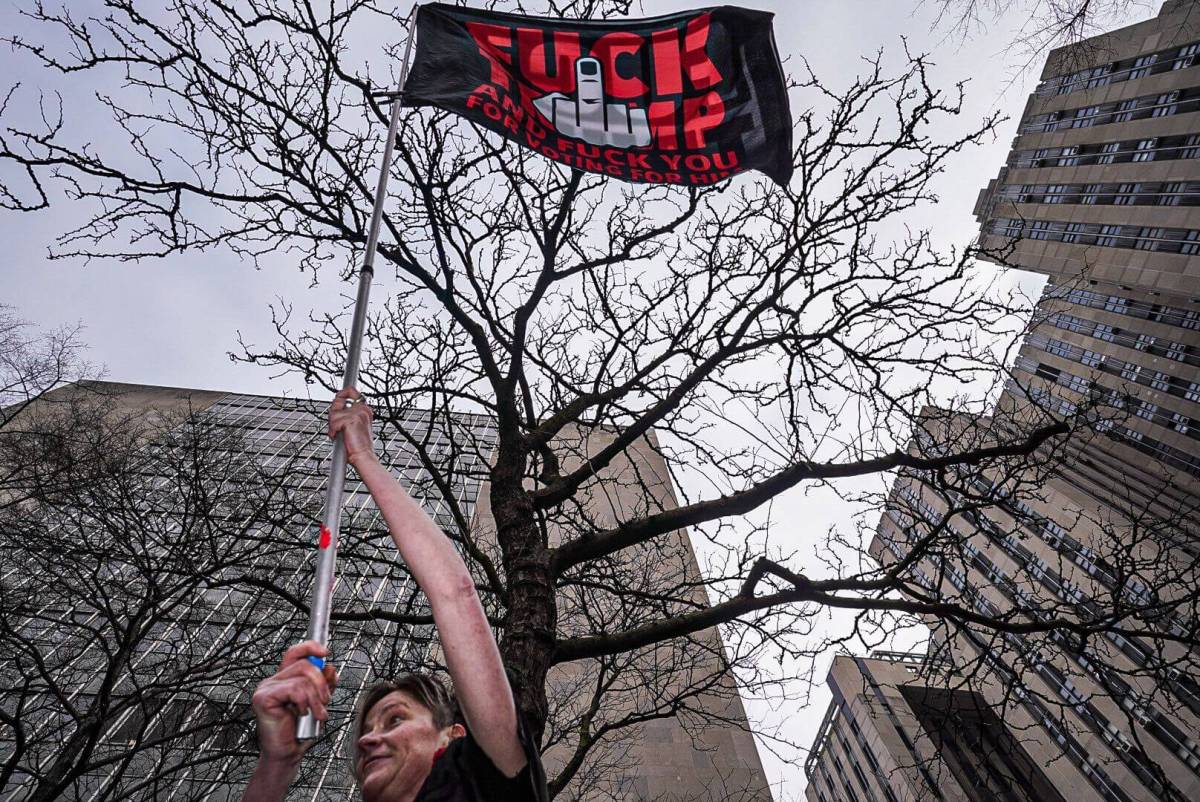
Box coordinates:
[242,388,547,802]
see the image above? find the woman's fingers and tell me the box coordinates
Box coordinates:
[280,640,327,670]
[262,642,336,720]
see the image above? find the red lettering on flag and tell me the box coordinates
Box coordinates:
[647,100,679,150]
[518,28,580,93]
[683,91,724,149]
[651,29,682,95]
[683,14,721,90]
[466,22,514,90]
[591,31,647,99]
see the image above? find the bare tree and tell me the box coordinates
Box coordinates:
[0,388,291,800]
[927,0,1159,75]
[3,2,1195,799]
[0,306,108,509]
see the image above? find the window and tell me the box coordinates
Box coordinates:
[1097,224,1123,246]
[1166,341,1189,361]
[1094,323,1116,341]
[1181,230,1200,255]
[1152,91,1181,117]
[1134,333,1157,351]
[1104,295,1130,313]
[1130,53,1157,79]
[1136,401,1158,420]
[1063,372,1090,393]
[1086,65,1113,88]
[1173,44,1198,70]
[1097,141,1123,164]
[1181,309,1200,330]
[1132,139,1158,161]
[1151,371,1170,390]
[1061,580,1086,604]
[1135,227,1163,249]
[1183,134,1200,159]
[1044,519,1067,542]
[1055,313,1089,333]
[1125,577,1153,606]
[1073,105,1101,127]
[1186,382,1200,402]
[1059,145,1080,166]
[1161,181,1185,205]
[1172,412,1191,434]
[1036,363,1062,382]
[1029,219,1056,240]
[1113,99,1138,123]
[1081,349,1104,367]
[1063,222,1085,242]
[1120,362,1141,381]
[1115,183,1141,205]
[1046,338,1073,358]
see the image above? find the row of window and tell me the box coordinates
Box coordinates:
[1104,420,1200,477]
[1008,133,1200,168]
[1008,367,1200,479]
[1023,365,1199,450]
[1025,337,1200,476]
[989,216,1200,255]
[1028,345,1199,405]
[999,180,1200,207]
[213,394,500,446]
[1026,363,1199,447]
[1037,41,1200,97]
[1050,285,1200,331]
[1044,311,1199,368]
[1022,87,1200,134]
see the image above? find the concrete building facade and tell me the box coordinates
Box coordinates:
[809,3,1200,801]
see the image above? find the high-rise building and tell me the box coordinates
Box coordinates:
[0,381,770,801]
[808,3,1200,800]
[804,652,1067,802]
[973,0,1200,492]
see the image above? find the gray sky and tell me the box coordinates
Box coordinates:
[0,1,1161,799]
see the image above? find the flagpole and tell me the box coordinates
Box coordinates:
[296,11,417,742]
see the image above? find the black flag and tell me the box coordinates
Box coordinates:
[402,3,793,187]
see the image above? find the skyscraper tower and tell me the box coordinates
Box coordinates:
[807,3,1200,800]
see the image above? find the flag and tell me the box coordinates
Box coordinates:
[401,3,793,187]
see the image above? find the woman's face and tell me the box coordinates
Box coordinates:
[356,690,458,802]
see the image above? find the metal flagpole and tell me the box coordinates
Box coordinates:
[296,10,418,742]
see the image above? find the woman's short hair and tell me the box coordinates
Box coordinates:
[350,673,458,780]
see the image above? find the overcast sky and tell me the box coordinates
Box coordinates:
[0,1,1161,799]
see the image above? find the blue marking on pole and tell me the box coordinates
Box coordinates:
[307,656,326,670]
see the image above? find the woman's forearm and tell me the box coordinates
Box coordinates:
[350,453,475,602]
[241,757,299,802]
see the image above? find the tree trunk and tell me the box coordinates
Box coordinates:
[489,456,556,743]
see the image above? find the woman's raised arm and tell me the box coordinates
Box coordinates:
[329,387,527,777]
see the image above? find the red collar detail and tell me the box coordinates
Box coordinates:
[432,746,447,765]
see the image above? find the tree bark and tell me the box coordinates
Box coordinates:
[490,453,556,742]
